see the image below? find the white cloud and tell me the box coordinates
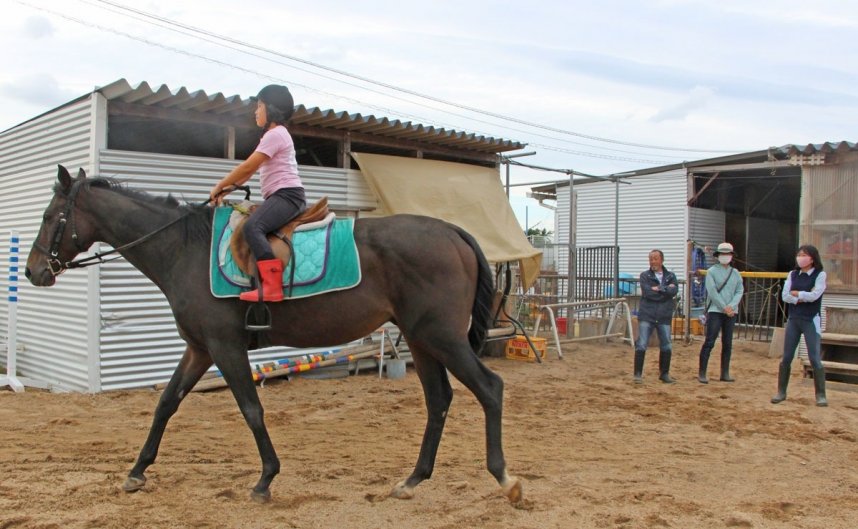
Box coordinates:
[650,86,716,123]
[0,0,855,179]
[22,15,54,39]
[0,73,79,108]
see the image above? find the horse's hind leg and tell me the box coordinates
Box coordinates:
[390,350,453,499]
[124,344,212,493]
[421,337,522,504]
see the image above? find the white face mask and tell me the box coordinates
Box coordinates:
[796,255,812,269]
[718,254,732,265]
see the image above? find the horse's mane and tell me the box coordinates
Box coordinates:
[57,177,214,244]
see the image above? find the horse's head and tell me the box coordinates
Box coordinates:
[26,165,98,286]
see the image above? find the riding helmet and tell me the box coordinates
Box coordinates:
[253,84,294,122]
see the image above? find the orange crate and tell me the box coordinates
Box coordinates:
[671,317,705,335]
[691,318,704,335]
[505,335,546,362]
[672,318,685,334]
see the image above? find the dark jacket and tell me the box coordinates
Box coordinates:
[638,267,679,324]
[788,268,823,320]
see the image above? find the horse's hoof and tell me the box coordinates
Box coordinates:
[250,488,271,504]
[122,476,146,493]
[502,476,523,505]
[389,480,414,500]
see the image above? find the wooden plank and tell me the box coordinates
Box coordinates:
[801,359,858,373]
[821,332,858,346]
[769,327,786,358]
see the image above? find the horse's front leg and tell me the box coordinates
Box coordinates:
[123,344,212,493]
[215,351,280,503]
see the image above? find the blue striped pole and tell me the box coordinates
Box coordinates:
[2,230,24,392]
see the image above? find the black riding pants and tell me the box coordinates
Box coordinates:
[243,187,306,262]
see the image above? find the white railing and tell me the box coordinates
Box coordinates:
[532,297,634,359]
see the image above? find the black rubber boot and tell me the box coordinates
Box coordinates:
[658,350,675,384]
[770,363,790,404]
[720,350,734,382]
[633,349,645,384]
[813,366,828,407]
[698,354,709,384]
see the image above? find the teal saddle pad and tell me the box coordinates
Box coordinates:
[209,206,361,299]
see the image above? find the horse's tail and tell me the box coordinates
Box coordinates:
[454,226,494,355]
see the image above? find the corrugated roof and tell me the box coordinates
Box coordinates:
[96,79,524,154]
[529,141,857,194]
[777,141,857,156]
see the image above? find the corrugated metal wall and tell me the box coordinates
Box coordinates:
[96,150,377,390]
[0,99,94,391]
[554,188,574,274]
[557,170,689,279]
[689,207,725,268]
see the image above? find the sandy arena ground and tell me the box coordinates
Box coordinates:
[2,338,857,529]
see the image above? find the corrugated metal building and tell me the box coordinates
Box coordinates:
[534,141,858,339]
[0,79,523,392]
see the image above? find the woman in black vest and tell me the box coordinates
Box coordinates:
[772,245,828,406]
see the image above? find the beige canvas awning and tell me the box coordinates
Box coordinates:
[351,153,542,288]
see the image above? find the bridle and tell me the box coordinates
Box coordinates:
[33,180,250,276]
[33,179,94,275]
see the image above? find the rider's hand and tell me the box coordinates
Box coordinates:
[209,183,229,206]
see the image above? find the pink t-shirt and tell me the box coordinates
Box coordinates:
[255,126,302,199]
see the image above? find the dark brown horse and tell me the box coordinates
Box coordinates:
[25,166,522,505]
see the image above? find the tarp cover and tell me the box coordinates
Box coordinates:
[352,153,542,288]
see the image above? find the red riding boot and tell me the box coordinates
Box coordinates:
[239,258,285,302]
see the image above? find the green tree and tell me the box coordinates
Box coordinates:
[526,227,552,237]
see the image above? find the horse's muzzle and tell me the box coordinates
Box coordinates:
[25,264,56,287]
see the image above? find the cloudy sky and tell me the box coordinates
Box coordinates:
[2,0,856,231]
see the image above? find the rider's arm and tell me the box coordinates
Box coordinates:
[210,151,270,202]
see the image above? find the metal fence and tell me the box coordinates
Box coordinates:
[511,263,789,343]
[697,272,788,342]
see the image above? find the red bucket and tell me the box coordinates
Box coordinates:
[555,317,567,334]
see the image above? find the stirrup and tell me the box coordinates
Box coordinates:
[245,303,272,331]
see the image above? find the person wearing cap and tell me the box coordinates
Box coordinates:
[209,84,305,302]
[698,242,744,384]
[771,244,828,406]
[633,249,679,384]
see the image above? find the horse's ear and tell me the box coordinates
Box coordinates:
[57,165,72,191]
[76,168,87,180]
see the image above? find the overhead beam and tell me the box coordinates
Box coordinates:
[688,160,792,173]
[687,172,720,206]
[109,101,500,164]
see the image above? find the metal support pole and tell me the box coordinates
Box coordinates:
[567,171,576,338]
[614,175,620,299]
[685,239,693,343]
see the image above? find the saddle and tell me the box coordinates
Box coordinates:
[229,197,330,276]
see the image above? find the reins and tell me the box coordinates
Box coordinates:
[35,182,250,275]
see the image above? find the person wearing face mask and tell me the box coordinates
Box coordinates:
[633,249,679,384]
[772,245,828,406]
[698,242,744,384]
